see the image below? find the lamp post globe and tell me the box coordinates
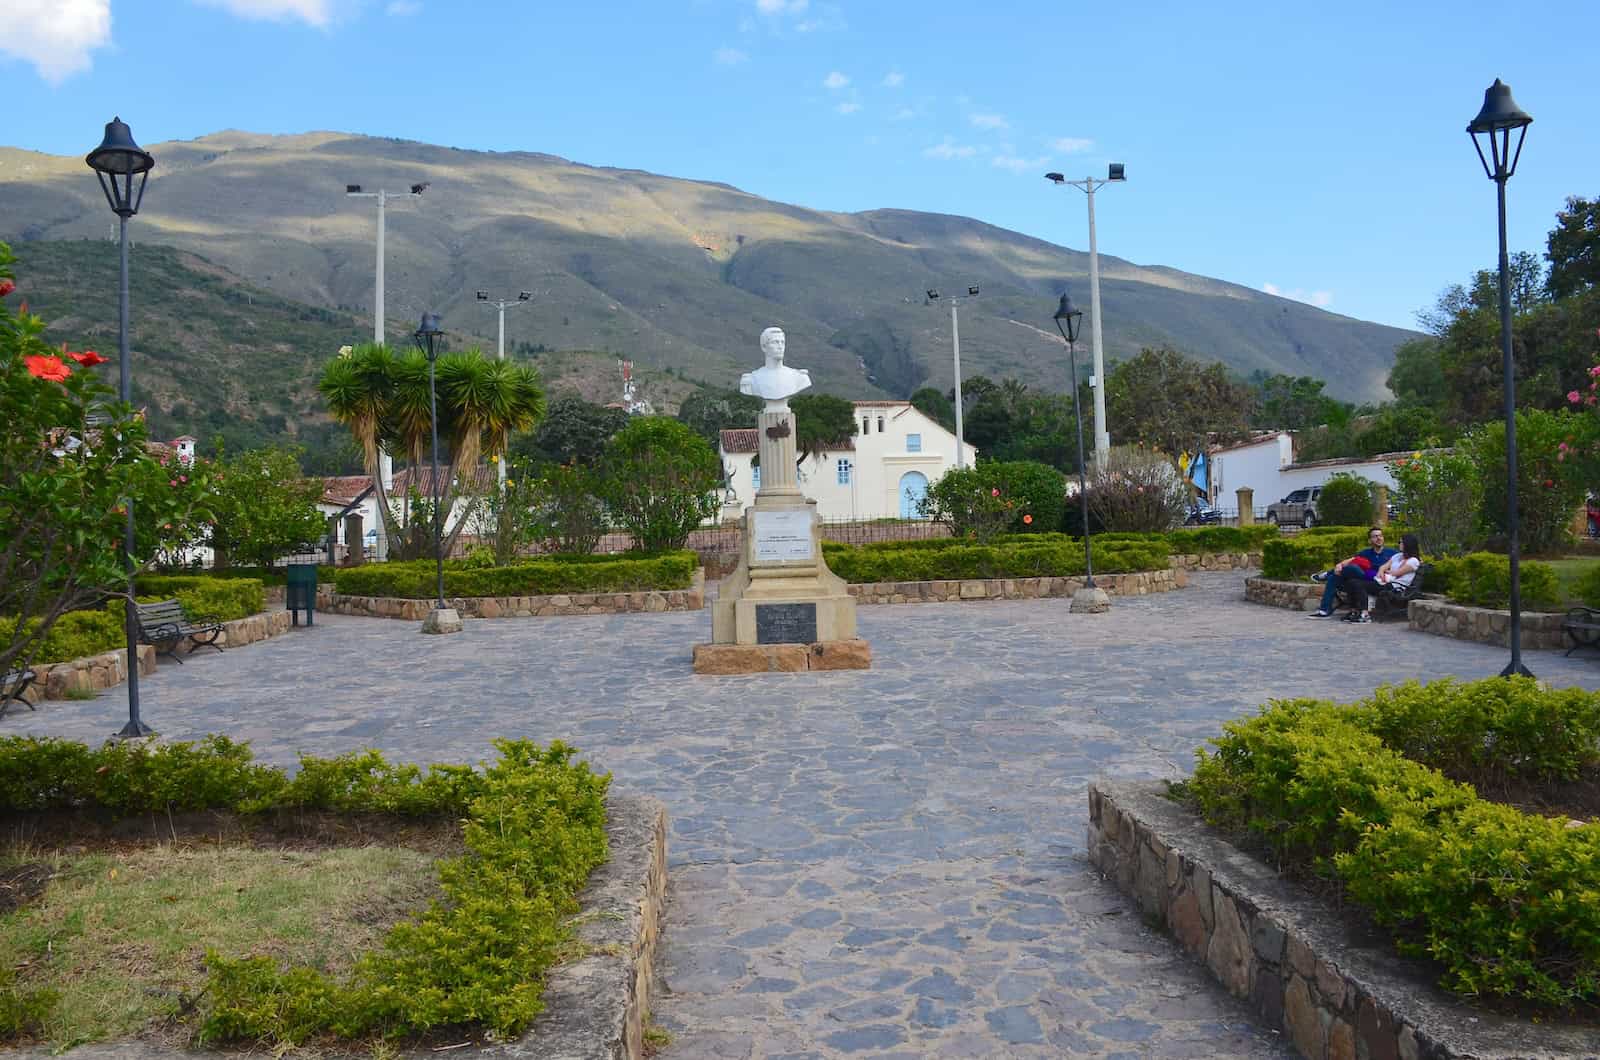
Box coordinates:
[86,117,156,739]
[1467,80,1533,679]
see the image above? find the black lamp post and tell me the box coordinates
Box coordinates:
[1467,79,1534,679]
[1054,292,1094,589]
[86,117,155,739]
[414,312,446,610]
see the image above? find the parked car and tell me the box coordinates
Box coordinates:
[1183,500,1224,526]
[1266,486,1321,528]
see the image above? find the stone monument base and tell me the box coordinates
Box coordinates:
[421,607,463,634]
[692,639,872,675]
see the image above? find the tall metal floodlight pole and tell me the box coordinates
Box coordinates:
[475,290,532,491]
[86,117,155,739]
[1467,79,1534,679]
[1046,165,1126,470]
[345,181,427,558]
[925,285,980,469]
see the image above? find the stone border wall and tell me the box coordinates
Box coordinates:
[494,793,667,1060]
[1087,781,1595,1060]
[1245,577,1325,611]
[1171,551,1260,572]
[847,568,1182,605]
[1408,598,1567,651]
[19,610,293,704]
[318,569,706,621]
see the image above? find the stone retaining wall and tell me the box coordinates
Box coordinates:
[846,567,1183,605]
[1171,551,1260,572]
[498,793,667,1060]
[319,569,706,621]
[1244,577,1325,611]
[1408,598,1567,651]
[19,609,293,704]
[1087,782,1595,1059]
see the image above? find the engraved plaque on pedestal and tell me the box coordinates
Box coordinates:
[752,509,814,563]
[756,602,817,644]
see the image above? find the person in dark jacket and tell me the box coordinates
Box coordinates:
[1307,527,1397,618]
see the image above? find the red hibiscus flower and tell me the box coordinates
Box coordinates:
[1023,514,1033,525]
[66,349,109,366]
[24,355,72,382]
[0,279,14,298]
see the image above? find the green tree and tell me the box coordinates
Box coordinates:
[598,417,721,552]
[512,396,626,466]
[1317,473,1378,527]
[0,242,209,675]
[1389,449,1483,557]
[207,447,330,569]
[1387,338,1446,406]
[1248,373,1345,431]
[676,388,762,445]
[789,393,858,464]
[319,343,546,558]
[909,386,956,433]
[1466,408,1595,555]
[1105,347,1254,470]
[1546,195,1600,300]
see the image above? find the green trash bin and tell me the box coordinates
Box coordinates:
[286,563,317,627]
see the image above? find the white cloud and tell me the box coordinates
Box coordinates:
[195,0,347,26]
[715,46,748,65]
[993,153,1049,174]
[1049,136,1093,154]
[882,71,904,88]
[836,102,861,115]
[970,112,1009,131]
[822,70,849,89]
[0,0,111,83]
[384,0,420,13]
[1263,283,1334,308]
[924,138,977,161]
[756,0,808,13]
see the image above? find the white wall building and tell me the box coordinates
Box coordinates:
[718,401,970,522]
[1208,431,1402,511]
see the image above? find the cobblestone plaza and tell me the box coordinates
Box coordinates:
[14,572,1600,1058]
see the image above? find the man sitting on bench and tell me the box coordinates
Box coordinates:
[1308,527,1397,619]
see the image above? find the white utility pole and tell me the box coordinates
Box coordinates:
[344,181,428,558]
[926,285,979,469]
[475,290,533,490]
[1046,165,1126,470]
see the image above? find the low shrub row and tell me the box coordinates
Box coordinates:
[1180,677,1600,1007]
[153,565,340,587]
[0,735,610,1047]
[331,551,697,599]
[821,538,1170,583]
[135,575,267,622]
[1429,552,1563,611]
[0,606,124,667]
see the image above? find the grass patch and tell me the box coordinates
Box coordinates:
[1,842,441,1047]
[1539,555,1600,603]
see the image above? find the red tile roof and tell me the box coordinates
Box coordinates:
[720,428,759,454]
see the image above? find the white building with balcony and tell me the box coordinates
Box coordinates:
[717,401,970,521]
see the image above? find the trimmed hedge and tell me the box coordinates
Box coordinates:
[822,538,1169,583]
[0,735,609,1047]
[332,551,698,599]
[1428,552,1563,612]
[0,605,124,666]
[135,575,267,622]
[1182,677,1600,1007]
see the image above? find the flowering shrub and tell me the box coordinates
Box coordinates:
[0,242,210,676]
[1465,409,1592,555]
[1388,449,1484,557]
[917,465,1033,543]
[1083,445,1189,533]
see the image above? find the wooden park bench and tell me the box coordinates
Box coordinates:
[1335,562,1433,622]
[1563,606,1600,657]
[135,600,224,663]
[0,667,37,720]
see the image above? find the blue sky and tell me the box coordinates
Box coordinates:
[3,0,1593,331]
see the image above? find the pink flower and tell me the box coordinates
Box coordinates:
[0,279,14,298]
[1570,390,1582,403]
[179,475,187,483]
[169,480,177,487]
[990,488,1000,497]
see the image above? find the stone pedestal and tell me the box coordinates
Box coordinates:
[421,607,462,634]
[1236,487,1254,526]
[697,393,867,674]
[1071,586,1111,613]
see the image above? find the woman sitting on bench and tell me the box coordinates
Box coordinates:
[1344,533,1420,623]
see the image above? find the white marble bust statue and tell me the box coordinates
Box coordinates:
[740,327,812,405]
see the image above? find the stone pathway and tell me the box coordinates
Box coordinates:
[12,572,1600,1058]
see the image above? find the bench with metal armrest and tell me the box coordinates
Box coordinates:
[1334,563,1432,621]
[134,599,223,663]
[0,667,37,719]
[1563,606,1600,657]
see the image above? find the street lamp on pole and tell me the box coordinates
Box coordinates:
[345,181,426,560]
[476,290,532,491]
[414,312,461,635]
[925,285,980,468]
[86,116,155,739]
[1046,164,1125,471]
[1054,292,1094,590]
[1467,78,1534,679]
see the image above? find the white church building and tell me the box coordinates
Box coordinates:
[718,401,970,522]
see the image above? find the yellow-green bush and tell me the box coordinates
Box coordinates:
[134,576,266,621]
[822,538,1169,583]
[333,552,696,599]
[1429,552,1562,611]
[0,605,123,666]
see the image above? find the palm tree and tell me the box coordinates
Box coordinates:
[319,344,545,558]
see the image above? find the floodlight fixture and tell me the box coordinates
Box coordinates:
[518,291,531,301]
[967,285,980,296]
[346,184,362,194]
[926,288,940,300]
[476,290,489,300]
[410,182,429,195]
[1108,163,1126,181]
[1044,171,1065,184]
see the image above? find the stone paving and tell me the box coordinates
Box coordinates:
[12,572,1600,1059]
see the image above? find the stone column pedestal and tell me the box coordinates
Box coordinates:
[1236,487,1254,526]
